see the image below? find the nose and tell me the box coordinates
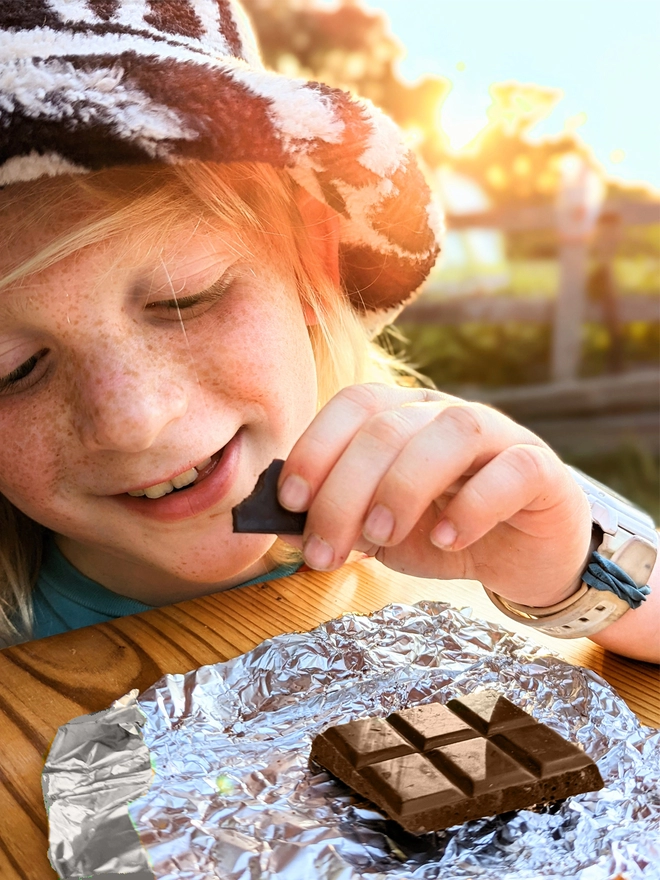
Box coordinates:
[71,344,189,453]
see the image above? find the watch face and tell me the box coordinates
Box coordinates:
[568,465,638,509]
[568,467,657,537]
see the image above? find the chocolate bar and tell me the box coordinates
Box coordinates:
[310,690,604,834]
[232,459,307,535]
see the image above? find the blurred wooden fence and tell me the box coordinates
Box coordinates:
[469,369,659,456]
[403,199,660,382]
[404,292,657,325]
[401,198,660,456]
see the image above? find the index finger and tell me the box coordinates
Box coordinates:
[277,383,448,512]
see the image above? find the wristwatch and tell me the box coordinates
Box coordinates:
[485,466,658,639]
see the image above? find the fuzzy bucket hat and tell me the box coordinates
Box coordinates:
[0,0,441,328]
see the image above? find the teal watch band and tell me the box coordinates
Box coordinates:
[485,467,657,639]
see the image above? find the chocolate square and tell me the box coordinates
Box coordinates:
[310,690,604,834]
[232,459,307,535]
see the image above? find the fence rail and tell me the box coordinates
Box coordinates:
[466,369,659,456]
[403,292,659,325]
[443,200,660,231]
[404,191,660,383]
[469,369,658,419]
[399,188,659,456]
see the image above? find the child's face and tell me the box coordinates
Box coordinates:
[0,185,319,603]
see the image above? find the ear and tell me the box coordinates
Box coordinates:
[295,189,341,290]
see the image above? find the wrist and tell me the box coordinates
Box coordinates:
[546,524,602,608]
[485,468,657,640]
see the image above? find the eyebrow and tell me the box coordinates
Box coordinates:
[0,290,35,323]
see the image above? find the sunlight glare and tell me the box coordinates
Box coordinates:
[565,111,588,132]
[440,112,487,151]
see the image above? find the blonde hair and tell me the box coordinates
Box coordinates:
[0,162,415,646]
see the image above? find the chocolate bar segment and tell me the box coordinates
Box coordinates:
[446,690,533,735]
[323,718,414,769]
[428,738,533,797]
[492,723,593,777]
[388,702,478,750]
[363,752,463,817]
[232,459,307,535]
[310,690,604,835]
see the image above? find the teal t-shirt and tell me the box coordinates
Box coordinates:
[30,540,302,640]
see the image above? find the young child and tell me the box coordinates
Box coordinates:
[0,1,657,660]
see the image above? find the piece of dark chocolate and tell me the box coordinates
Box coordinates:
[310,689,604,834]
[232,459,307,535]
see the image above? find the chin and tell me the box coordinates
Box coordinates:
[159,533,277,589]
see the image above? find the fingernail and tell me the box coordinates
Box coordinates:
[279,474,311,511]
[363,504,395,545]
[431,519,458,549]
[303,534,334,570]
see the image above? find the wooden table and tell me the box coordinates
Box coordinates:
[1,558,658,879]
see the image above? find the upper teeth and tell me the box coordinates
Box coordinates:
[128,457,212,498]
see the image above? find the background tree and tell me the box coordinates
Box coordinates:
[242,0,450,141]
[244,0,658,262]
[428,83,589,207]
[243,0,658,515]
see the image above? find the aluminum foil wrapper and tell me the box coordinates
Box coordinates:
[44,602,660,880]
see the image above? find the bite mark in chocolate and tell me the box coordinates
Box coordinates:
[310,689,604,834]
[232,459,307,535]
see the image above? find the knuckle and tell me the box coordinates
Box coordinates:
[311,485,351,523]
[503,443,553,485]
[337,382,388,416]
[384,467,422,509]
[462,479,491,511]
[303,430,336,461]
[363,408,413,450]
[436,402,484,437]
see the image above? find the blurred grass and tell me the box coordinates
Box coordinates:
[508,260,556,296]
[428,258,660,297]
[396,243,659,522]
[389,320,659,524]
[614,257,660,293]
[395,320,659,389]
[564,443,659,523]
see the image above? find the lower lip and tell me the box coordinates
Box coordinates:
[113,431,243,523]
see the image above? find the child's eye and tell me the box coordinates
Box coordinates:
[145,277,232,320]
[0,349,49,396]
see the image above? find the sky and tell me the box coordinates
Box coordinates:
[357,0,660,191]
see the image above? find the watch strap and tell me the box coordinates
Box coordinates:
[484,467,657,639]
[484,535,655,638]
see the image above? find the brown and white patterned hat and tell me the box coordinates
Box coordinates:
[0,0,441,327]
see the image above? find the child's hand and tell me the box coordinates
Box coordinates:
[277,383,593,608]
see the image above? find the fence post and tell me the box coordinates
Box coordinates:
[552,158,603,382]
[593,211,624,373]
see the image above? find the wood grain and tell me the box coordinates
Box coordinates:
[0,558,657,879]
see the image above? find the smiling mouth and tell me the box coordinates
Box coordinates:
[126,450,223,498]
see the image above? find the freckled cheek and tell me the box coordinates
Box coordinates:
[0,401,70,515]
[193,309,317,433]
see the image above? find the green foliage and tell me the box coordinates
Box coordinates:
[394,320,660,390]
[506,260,558,294]
[393,321,550,388]
[564,444,659,523]
[424,82,590,206]
[241,0,450,133]
[430,257,658,297]
[507,223,660,262]
[613,224,660,259]
[613,257,660,292]
[506,229,559,261]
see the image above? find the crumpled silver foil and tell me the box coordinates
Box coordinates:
[44,601,660,880]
